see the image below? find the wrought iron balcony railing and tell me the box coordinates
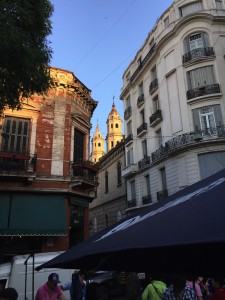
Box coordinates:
[137,94,145,107]
[125,134,133,146]
[187,83,220,100]
[0,151,37,174]
[149,78,158,94]
[127,198,137,208]
[137,122,147,137]
[182,47,215,64]
[138,155,150,170]
[124,106,132,120]
[71,159,99,187]
[149,109,162,127]
[130,44,156,82]
[157,189,168,201]
[151,126,225,163]
[142,194,152,205]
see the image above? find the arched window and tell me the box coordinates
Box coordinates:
[98,142,101,147]
[116,123,119,128]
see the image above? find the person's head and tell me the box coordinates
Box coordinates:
[212,278,225,289]
[78,270,85,281]
[171,275,186,292]
[48,273,61,290]
[0,288,18,300]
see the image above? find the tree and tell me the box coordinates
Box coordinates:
[0,0,54,112]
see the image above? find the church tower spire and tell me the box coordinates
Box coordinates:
[91,121,105,162]
[106,101,123,153]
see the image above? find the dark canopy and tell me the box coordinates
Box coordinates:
[36,169,225,276]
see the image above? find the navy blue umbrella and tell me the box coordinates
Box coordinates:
[36,169,225,276]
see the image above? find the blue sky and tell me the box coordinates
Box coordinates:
[49,0,174,141]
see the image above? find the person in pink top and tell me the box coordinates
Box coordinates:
[186,278,203,300]
[35,273,66,300]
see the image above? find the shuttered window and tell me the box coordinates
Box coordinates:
[187,66,215,89]
[74,129,84,161]
[198,151,225,179]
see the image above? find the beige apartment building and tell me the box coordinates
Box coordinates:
[120,0,225,212]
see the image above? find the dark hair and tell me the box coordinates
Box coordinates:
[0,288,18,300]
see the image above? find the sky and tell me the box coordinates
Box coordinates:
[49,0,174,141]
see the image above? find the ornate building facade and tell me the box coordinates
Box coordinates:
[120,0,225,213]
[0,67,98,261]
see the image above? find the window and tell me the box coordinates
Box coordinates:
[180,1,203,17]
[145,174,151,196]
[156,128,163,147]
[153,96,160,112]
[2,117,30,153]
[160,167,167,191]
[164,16,169,28]
[117,162,122,185]
[140,109,145,124]
[215,0,223,9]
[192,105,223,132]
[98,142,101,147]
[127,121,132,135]
[105,171,109,193]
[139,82,144,96]
[116,123,119,128]
[126,72,130,82]
[126,95,131,108]
[151,66,157,81]
[187,66,215,89]
[198,151,225,179]
[142,140,147,157]
[184,32,210,53]
[130,181,136,200]
[127,148,134,166]
[111,141,114,148]
[74,129,84,161]
[137,57,142,67]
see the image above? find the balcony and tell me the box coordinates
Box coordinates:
[151,126,225,163]
[71,160,99,189]
[137,123,147,137]
[127,198,137,208]
[0,151,37,180]
[130,44,156,82]
[137,94,145,107]
[187,83,220,100]
[124,106,132,120]
[138,155,150,170]
[157,189,168,201]
[125,134,133,146]
[182,47,215,64]
[149,78,158,95]
[149,109,162,127]
[142,194,152,205]
[122,164,137,178]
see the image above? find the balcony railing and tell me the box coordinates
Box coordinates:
[122,163,137,178]
[151,126,225,163]
[138,155,150,170]
[149,109,162,127]
[142,194,152,205]
[130,44,156,82]
[125,134,133,146]
[182,47,215,64]
[187,83,220,100]
[157,189,168,201]
[71,160,99,187]
[149,78,158,94]
[137,94,145,107]
[137,122,147,137]
[127,198,137,208]
[124,106,132,120]
[0,151,37,175]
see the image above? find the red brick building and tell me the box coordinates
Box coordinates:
[0,68,98,262]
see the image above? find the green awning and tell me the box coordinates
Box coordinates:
[0,194,67,236]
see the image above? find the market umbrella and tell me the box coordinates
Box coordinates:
[36,168,225,276]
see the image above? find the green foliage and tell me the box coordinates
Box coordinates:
[0,0,54,112]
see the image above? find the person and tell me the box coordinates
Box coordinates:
[35,273,66,300]
[0,288,18,300]
[142,276,167,300]
[162,275,197,300]
[206,278,225,300]
[61,270,86,300]
[126,272,142,300]
[186,277,203,300]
